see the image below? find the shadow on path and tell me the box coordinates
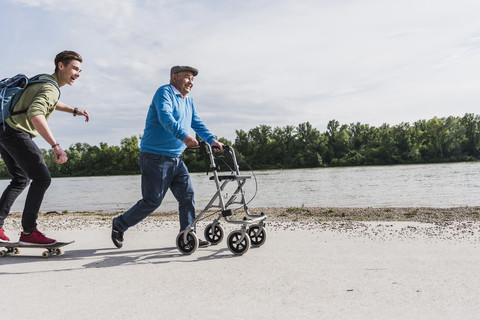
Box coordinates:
[0,245,236,275]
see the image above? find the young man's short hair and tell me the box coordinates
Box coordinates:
[54,51,83,72]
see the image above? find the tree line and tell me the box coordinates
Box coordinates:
[0,113,480,178]
[233,113,480,169]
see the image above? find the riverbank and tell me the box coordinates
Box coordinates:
[6,205,480,231]
[2,207,480,320]
[4,206,480,243]
[11,205,480,221]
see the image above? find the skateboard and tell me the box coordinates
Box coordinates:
[0,241,74,258]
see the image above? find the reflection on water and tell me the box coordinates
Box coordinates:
[1,162,480,213]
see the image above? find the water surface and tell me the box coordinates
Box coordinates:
[1,162,479,213]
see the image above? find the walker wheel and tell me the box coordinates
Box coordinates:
[42,251,49,258]
[227,230,251,256]
[176,231,198,255]
[204,223,224,245]
[248,225,267,247]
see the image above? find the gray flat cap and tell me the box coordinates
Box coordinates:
[170,66,198,77]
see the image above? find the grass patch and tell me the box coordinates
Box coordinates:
[323,208,335,214]
[286,206,311,215]
[286,207,301,214]
[404,209,419,218]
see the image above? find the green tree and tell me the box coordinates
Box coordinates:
[119,135,141,174]
[269,125,296,168]
[293,122,325,167]
[372,124,398,164]
[325,120,351,166]
[461,113,480,158]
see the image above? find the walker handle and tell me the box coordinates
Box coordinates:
[213,144,230,151]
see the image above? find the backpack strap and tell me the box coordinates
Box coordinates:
[28,74,61,99]
[9,74,61,116]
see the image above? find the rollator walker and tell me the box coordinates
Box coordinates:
[176,142,267,256]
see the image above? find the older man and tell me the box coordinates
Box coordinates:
[111,66,223,248]
[0,50,89,244]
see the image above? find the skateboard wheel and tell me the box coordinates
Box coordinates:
[176,230,198,255]
[227,230,251,256]
[204,223,224,245]
[0,250,6,257]
[248,225,267,247]
[42,251,49,258]
[13,248,20,254]
[56,249,63,256]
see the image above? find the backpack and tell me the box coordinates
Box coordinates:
[0,74,60,130]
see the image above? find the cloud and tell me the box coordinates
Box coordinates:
[2,0,480,150]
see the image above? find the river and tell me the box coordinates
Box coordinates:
[1,162,479,213]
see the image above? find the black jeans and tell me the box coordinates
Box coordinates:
[0,124,51,233]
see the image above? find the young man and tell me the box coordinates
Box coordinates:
[0,50,89,244]
[111,66,223,248]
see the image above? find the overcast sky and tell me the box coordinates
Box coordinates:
[1,0,480,149]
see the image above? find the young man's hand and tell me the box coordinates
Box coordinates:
[53,145,67,164]
[77,109,90,122]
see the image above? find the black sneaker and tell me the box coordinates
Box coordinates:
[111,220,124,248]
[198,239,210,248]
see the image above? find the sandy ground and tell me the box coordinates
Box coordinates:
[1,207,480,320]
